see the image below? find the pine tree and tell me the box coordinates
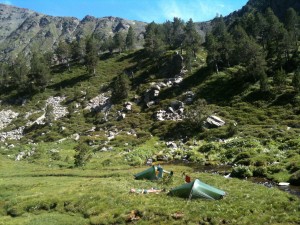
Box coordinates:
[28,52,50,92]
[264,8,286,59]
[292,69,300,93]
[114,32,125,53]
[111,73,130,104]
[126,26,135,50]
[85,37,98,76]
[0,62,9,89]
[285,8,299,46]
[211,16,233,68]
[183,19,202,58]
[273,67,286,90]
[70,39,85,61]
[55,40,71,71]
[10,53,29,90]
[74,141,92,167]
[144,22,165,57]
[172,17,185,50]
[205,32,220,73]
[44,104,55,125]
[162,20,173,47]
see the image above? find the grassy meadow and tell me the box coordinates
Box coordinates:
[0,143,299,225]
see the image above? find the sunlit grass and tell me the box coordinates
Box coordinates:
[0,153,299,225]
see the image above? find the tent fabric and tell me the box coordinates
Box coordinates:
[168,179,225,200]
[134,166,164,180]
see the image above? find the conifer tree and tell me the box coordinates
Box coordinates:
[10,53,29,90]
[205,32,220,73]
[55,40,71,71]
[264,8,286,59]
[45,104,55,125]
[126,26,135,50]
[0,62,9,89]
[114,32,125,53]
[85,37,98,76]
[183,19,202,58]
[70,39,85,61]
[285,8,299,46]
[111,73,130,104]
[144,22,165,57]
[273,67,286,90]
[28,52,50,92]
[292,69,300,93]
[74,141,92,167]
[172,17,185,50]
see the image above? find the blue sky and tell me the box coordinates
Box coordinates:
[0,0,248,23]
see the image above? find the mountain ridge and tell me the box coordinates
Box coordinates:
[0,3,147,61]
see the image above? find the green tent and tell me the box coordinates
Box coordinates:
[168,179,225,200]
[134,166,163,180]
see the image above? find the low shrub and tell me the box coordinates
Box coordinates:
[289,170,300,185]
[231,165,253,178]
[252,167,267,177]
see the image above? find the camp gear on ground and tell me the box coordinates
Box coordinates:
[168,179,225,200]
[185,175,191,183]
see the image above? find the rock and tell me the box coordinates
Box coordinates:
[146,101,155,108]
[124,102,132,111]
[174,76,183,84]
[166,141,178,149]
[15,151,26,161]
[46,96,68,120]
[155,110,166,121]
[15,150,35,161]
[167,107,175,114]
[183,91,195,104]
[205,115,225,128]
[0,109,19,130]
[84,93,111,112]
[71,133,80,141]
[153,90,160,97]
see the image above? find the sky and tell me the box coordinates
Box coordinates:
[0,0,248,23]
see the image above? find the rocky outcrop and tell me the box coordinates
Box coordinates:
[0,127,24,142]
[154,101,185,121]
[46,96,68,120]
[0,96,68,142]
[0,4,147,61]
[0,109,19,130]
[84,93,111,112]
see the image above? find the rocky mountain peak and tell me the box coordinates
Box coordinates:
[0,4,147,61]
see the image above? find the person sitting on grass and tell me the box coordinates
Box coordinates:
[130,187,165,194]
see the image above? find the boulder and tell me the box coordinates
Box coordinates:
[205,115,225,128]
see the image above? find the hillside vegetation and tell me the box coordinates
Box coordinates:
[0,1,300,224]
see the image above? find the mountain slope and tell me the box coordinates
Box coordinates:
[0,4,147,61]
[227,0,300,21]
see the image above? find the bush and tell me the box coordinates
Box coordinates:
[198,143,220,153]
[74,141,92,167]
[253,167,267,177]
[231,165,253,178]
[289,170,300,185]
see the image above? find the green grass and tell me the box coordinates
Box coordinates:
[0,152,299,225]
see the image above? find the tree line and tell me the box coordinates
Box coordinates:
[0,26,136,95]
[205,7,300,92]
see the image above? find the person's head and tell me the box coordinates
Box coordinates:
[130,188,136,193]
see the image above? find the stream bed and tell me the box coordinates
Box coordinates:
[192,164,300,197]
